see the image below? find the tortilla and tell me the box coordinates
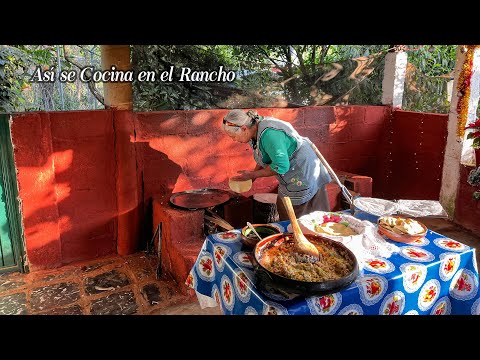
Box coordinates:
[314,222,358,236]
[229,179,252,193]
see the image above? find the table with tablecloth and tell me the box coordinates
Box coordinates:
[185,220,480,315]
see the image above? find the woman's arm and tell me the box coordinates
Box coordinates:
[231,165,277,181]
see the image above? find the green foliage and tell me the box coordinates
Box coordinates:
[407,45,457,77]
[0,46,29,112]
[402,45,456,114]
[468,166,480,186]
[1,45,103,112]
[467,132,480,149]
[473,191,480,201]
[465,119,480,149]
[132,45,235,110]
[3,44,461,114]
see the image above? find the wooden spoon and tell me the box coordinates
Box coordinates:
[281,196,320,263]
[246,222,263,242]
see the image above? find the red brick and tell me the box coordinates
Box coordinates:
[144,157,185,182]
[304,106,335,127]
[135,111,187,139]
[327,122,352,143]
[344,175,372,197]
[152,199,205,292]
[298,124,330,144]
[173,174,212,192]
[334,106,366,125]
[364,106,389,125]
[227,154,257,177]
[11,113,63,270]
[185,154,223,178]
[115,110,143,255]
[61,233,116,265]
[185,109,229,135]
[11,113,52,167]
[254,108,274,117]
[49,110,114,140]
[325,183,342,211]
[271,108,303,127]
[134,142,167,161]
[332,141,363,160]
[23,222,63,271]
[143,181,175,202]
[350,122,385,141]
[161,134,214,161]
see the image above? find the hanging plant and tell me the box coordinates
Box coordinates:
[468,166,480,186]
[465,118,480,149]
[468,166,480,201]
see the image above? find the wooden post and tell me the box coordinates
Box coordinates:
[100,45,132,110]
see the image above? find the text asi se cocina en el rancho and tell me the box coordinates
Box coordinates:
[30,65,236,83]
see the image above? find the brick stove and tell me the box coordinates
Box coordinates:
[151,171,371,295]
[151,194,253,294]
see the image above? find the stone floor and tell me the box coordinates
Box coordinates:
[0,217,478,315]
[0,251,221,315]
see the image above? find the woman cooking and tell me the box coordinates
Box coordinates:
[222,109,332,221]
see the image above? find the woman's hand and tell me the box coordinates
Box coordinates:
[231,170,256,181]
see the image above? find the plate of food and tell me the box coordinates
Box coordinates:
[377,216,427,243]
[289,211,364,242]
[287,211,401,264]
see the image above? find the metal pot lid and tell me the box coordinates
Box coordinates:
[169,188,232,210]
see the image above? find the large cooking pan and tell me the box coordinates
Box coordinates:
[252,232,359,297]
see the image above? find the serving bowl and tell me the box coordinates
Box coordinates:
[240,223,281,248]
[377,216,427,243]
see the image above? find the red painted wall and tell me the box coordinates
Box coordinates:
[9,106,479,271]
[11,111,118,271]
[134,106,389,205]
[11,106,389,270]
[374,110,448,200]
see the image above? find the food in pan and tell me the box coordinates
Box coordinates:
[378,216,426,235]
[259,235,355,282]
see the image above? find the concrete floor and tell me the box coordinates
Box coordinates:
[0,217,477,315]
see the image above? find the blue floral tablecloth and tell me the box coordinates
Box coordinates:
[186,220,480,315]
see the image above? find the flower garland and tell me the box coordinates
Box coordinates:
[456,45,476,138]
